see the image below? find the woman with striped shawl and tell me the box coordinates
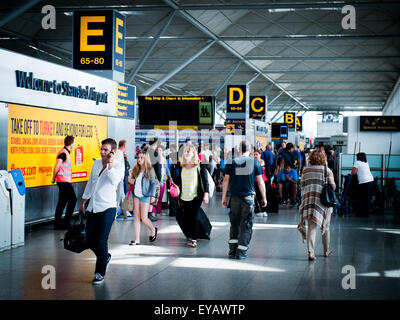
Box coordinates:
[299,149,336,261]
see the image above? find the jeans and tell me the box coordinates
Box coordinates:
[180,196,203,240]
[134,194,150,203]
[229,195,255,252]
[55,182,77,227]
[86,208,116,276]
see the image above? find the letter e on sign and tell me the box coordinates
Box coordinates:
[80,16,106,51]
[115,18,124,54]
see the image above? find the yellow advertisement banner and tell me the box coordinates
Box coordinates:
[154,125,198,130]
[256,136,267,150]
[7,104,108,188]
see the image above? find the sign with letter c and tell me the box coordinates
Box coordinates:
[250,96,266,119]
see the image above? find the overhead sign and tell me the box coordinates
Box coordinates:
[113,11,126,73]
[199,101,213,124]
[138,96,214,126]
[250,96,266,120]
[116,82,135,119]
[360,116,400,131]
[284,112,296,129]
[73,10,126,72]
[15,70,108,105]
[0,48,118,117]
[296,116,303,131]
[227,85,248,113]
[225,119,246,135]
[271,123,288,139]
[7,104,108,188]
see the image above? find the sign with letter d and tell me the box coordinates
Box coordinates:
[227,85,247,113]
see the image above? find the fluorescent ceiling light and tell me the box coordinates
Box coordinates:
[109,256,166,266]
[170,257,285,272]
[253,223,298,230]
[28,45,63,60]
[268,7,340,13]
[358,269,400,278]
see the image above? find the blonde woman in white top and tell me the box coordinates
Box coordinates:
[128,151,158,245]
[174,144,209,247]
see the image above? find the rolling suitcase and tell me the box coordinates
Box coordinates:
[176,206,212,240]
[168,192,179,216]
[266,184,279,213]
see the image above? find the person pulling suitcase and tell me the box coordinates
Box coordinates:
[170,143,209,248]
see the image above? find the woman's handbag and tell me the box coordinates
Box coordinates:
[169,178,180,198]
[321,166,340,208]
[121,185,134,212]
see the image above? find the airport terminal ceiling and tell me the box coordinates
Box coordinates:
[0,0,399,121]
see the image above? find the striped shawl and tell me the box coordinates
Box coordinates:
[299,165,336,234]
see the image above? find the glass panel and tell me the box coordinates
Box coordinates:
[341,154,356,168]
[341,170,352,176]
[342,154,382,168]
[386,171,400,189]
[385,155,400,169]
[370,171,381,179]
[367,155,382,169]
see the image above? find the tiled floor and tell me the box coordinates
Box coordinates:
[1,194,400,300]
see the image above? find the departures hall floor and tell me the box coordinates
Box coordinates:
[1,194,400,300]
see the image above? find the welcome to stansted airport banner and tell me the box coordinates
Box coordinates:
[0,48,135,119]
[7,104,108,188]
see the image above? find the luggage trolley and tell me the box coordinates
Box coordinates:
[337,174,354,216]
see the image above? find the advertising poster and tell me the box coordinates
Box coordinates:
[7,104,108,188]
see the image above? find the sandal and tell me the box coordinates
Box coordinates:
[129,241,140,246]
[324,249,333,257]
[308,253,316,261]
[149,227,158,242]
[186,240,197,248]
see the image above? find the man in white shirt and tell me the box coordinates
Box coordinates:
[78,138,124,285]
[200,143,213,174]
